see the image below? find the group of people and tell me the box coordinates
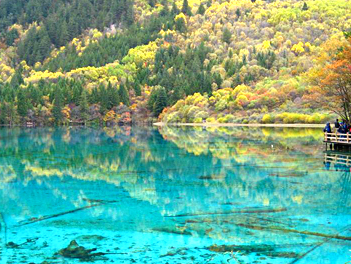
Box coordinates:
[324,119,351,133]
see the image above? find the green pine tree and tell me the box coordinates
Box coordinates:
[119,84,130,106]
[60,21,69,46]
[302,2,308,11]
[37,27,52,63]
[148,0,155,7]
[0,102,7,125]
[17,89,28,121]
[160,0,170,16]
[236,8,241,18]
[197,3,205,15]
[10,66,24,87]
[222,27,232,44]
[99,84,108,114]
[181,0,192,15]
[6,102,16,126]
[79,90,89,125]
[153,88,167,116]
[107,82,119,108]
[53,88,63,125]
[171,1,179,15]
[175,17,186,32]
[133,81,142,96]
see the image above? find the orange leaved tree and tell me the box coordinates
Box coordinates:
[309,34,351,122]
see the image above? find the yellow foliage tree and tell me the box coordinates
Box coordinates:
[291,42,305,54]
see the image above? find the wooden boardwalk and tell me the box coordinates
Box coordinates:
[324,132,351,150]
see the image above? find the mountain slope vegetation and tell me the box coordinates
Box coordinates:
[0,0,350,125]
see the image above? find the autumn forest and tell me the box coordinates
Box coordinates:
[0,0,351,125]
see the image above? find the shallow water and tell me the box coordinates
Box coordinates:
[0,126,350,264]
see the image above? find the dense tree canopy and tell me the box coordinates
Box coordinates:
[0,0,350,125]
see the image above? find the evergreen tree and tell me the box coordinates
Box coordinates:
[133,81,142,96]
[37,27,51,62]
[160,0,170,16]
[68,17,79,40]
[222,27,232,44]
[99,84,108,114]
[79,90,89,124]
[148,0,155,7]
[17,89,28,120]
[197,3,205,15]
[60,21,69,46]
[10,66,24,87]
[242,54,247,65]
[181,0,192,16]
[213,72,223,88]
[53,88,63,124]
[118,84,130,106]
[175,17,186,32]
[153,87,167,116]
[228,49,233,58]
[234,74,241,86]
[124,1,134,25]
[236,8,241,18]
[0,102,6,124]
[6,102,16,126]
[5,28,19,46]
[171,1,180,15]
[107,82,119,108]
[302,2,308,11]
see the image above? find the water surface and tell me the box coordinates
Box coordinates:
[0,126,350,263]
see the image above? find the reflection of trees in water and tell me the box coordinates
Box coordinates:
[158,126,323,160]
[339,169,351,207]
[0,126,344,220]
[324,151,351,209]
[256,178,275,195]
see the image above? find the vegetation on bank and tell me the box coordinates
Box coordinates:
[0,0,350,125]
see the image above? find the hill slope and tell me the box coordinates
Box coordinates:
[0,0,350,125]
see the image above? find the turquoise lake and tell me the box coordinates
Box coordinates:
[0,126,350,263]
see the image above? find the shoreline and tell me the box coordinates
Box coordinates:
[153,122,325,128]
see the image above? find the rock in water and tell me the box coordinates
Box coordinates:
[57,240,105,261]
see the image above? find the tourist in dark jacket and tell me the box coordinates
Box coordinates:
[335,119,340,129]
[324,123,332,133]
[338,125,345,133]
[342,121,348,133]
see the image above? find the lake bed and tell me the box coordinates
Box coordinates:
[0,126,350,263]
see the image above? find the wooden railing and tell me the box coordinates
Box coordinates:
[325,153,351,167]
[324,132,351,144]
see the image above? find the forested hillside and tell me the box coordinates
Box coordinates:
[0,0,350,125]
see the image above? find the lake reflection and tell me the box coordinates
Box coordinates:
[0,126,350,264]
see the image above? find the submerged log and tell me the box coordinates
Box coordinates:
[6,238,38,248]
[208,244,300,258]
[15,200,116,227]
[208,244,276,253]
[152,227,192,236]
[237,223,351,241]
[165,207,287,218]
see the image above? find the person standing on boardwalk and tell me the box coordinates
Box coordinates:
[334,119,340,129]
[324,123,332,133]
